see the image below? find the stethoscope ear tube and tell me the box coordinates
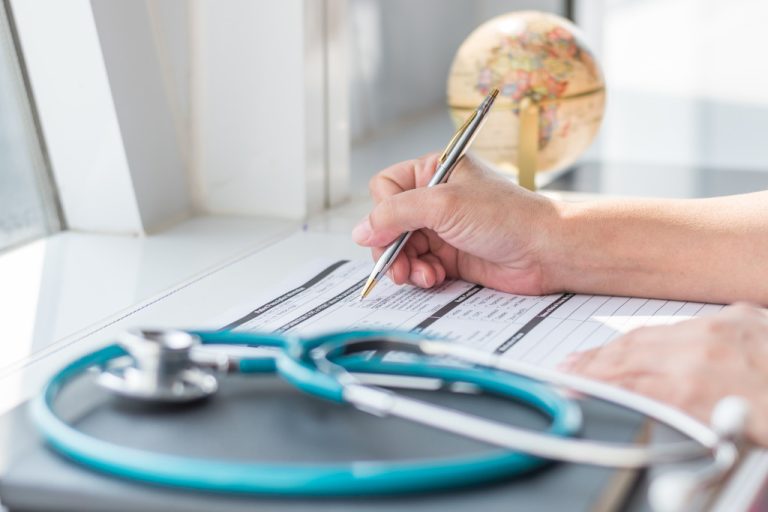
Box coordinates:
[311,338,715,468]
[307,334,745,511]
[413,341,747,511]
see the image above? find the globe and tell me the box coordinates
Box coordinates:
[447,11,605,185]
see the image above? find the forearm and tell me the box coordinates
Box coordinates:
[544,191,768,304]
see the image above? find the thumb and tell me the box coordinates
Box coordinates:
[352,187,447,247]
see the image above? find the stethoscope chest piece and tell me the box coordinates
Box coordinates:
[97,329,218,403]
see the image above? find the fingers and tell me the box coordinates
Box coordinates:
[421,253,447,285]
[368,231,447,288]
[723,302,768,324]
[609,373,667,400]
[368,154,441,204]
[560,343,664,380]
[408,254,437,288]
[559,311,768,440]
[560,324,685,378]
[358,152,497,290]
[353,187,450,247]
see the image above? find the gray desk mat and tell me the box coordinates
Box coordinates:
[0,372,647,512]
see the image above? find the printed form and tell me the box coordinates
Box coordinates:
[220,260,723,366]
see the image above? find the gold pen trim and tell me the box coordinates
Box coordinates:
[439,111,476,163]
[360,275,378,300]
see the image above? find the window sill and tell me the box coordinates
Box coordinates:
[0,215,297,385]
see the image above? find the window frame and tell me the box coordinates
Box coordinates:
[9,0,349,237]
[0,0,62,251]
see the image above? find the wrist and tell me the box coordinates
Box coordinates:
[538,198,666,298]
[536,199,578,294]
[538,199,608,295]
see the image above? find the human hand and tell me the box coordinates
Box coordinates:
[560,304,768,446]
[352,153,563,294]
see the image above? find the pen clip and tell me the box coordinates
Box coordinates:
[439,111,476,164]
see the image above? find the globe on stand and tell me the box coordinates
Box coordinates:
[447,11,605,190]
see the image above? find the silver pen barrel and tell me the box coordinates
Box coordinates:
[428,89,498,187]
[360,88,498,300]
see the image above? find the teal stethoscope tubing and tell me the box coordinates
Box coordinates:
[31,330,581,496]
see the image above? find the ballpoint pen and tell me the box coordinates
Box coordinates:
[359,88,499,300]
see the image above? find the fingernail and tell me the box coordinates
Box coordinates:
[415,271,428,287]
[352,217,372,244]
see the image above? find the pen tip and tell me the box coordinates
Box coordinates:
[490,88,499,99]
[360,276,377,301]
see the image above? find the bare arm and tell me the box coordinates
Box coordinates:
[356,157,768,442]
[546,192,768,304]
[354,154,768,305]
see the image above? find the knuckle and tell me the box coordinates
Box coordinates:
[368,173,388,197]
[703,316,732,336]
[367,175,378,196]
[419,152,440,165]
[698,340,732,364]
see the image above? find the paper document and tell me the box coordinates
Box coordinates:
[219,260,723,367]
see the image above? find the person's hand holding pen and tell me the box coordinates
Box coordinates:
[354,153,768,304]
[353,152,768,446]
[352,153,561,295]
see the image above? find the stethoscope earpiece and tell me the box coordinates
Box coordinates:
[710,395,749,441]
[649,396,749,512]
[97,329,219,403]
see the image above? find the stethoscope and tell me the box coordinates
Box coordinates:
[33,329,749,511]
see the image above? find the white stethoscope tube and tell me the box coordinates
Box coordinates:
[417,341,748,512]
[316,336,748,511]
[421,342,719,450]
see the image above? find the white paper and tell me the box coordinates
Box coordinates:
[218,260,723,367]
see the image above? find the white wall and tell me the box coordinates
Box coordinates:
[348,0,563,142]
[91,0,191,231]
[583,0,768,173]
[191,0,341,219]
[148,0,348,219]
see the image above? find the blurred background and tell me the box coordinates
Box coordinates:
[348,0,768,194]
[2,0,768,253]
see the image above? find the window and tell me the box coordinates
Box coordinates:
[0,0,60,252]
